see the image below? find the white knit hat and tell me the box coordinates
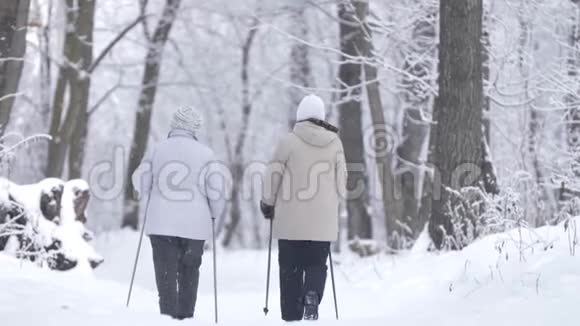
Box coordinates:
[296,95,326,122]
[170,106,203,134]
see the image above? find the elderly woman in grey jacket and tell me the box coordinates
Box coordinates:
[132,107,226,320]
[261,95,348,321]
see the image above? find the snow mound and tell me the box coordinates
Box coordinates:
[9,178,64,220]
[0,178,102,271]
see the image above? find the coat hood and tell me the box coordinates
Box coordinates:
[293,121,338,148]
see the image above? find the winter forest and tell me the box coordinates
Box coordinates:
[1,0,579,324]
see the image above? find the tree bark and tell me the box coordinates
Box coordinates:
[46,0,86,178]
[68,0,96,179]
[122,0,181,229]
[45,0,95,178]
[396,109,430,241]
[428,0,484,249]
[69,14,144,179]
[0,0,31,137]
[338,0,373,240]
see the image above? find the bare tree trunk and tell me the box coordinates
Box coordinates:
[396,4,437,247]
[222,19,259,247]
[288,4,314,128]
[47,67,68,175]
[364,61,399,247]
[69,13,144,179]
[46,0,88,178]
[35,0,53,174]
[0,0,31,137]
[481,3,499,196]
[396,109,430,241]
[357,3,402,249]
[338,0,373,240]
[428,0,484,249]
[68,0,95,179]
[69,110,89,178]
[122,0,181,230]
[517,1,552,226]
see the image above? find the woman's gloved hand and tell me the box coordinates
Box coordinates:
[260,201,275,220]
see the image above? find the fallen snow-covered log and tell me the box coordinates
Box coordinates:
[0,178,103,271]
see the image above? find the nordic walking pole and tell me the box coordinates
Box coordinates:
[263,219,273,316]
[329,249,339,320]
[211,217,219,324]
[126,192,152,308]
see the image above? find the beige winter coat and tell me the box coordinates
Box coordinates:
[262,121,347,242]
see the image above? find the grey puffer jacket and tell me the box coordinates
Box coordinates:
[132,129,227,241]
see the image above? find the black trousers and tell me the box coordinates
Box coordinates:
[150,235,205,319]
[278,240,330,321]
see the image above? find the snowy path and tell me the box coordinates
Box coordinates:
[2,222,579,325]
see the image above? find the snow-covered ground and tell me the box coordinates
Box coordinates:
[1,220,579,325]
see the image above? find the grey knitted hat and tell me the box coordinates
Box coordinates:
[170,107,203,134]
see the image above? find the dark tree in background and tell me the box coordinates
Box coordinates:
[67,0,96,179]
[428,0,485,249]
[360,6,398,249]
[395,3,437,247]
[221,17,259,247]
[0,0,31,137]
[46,0,96,178]
[337,0,373,240]
[68,5,144,179]
[122,0,182,230]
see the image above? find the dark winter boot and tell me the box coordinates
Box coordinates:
[303,291,320,321]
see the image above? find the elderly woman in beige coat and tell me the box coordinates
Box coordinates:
[261,94,347,322]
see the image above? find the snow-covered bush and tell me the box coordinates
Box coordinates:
[441,175,538,250]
